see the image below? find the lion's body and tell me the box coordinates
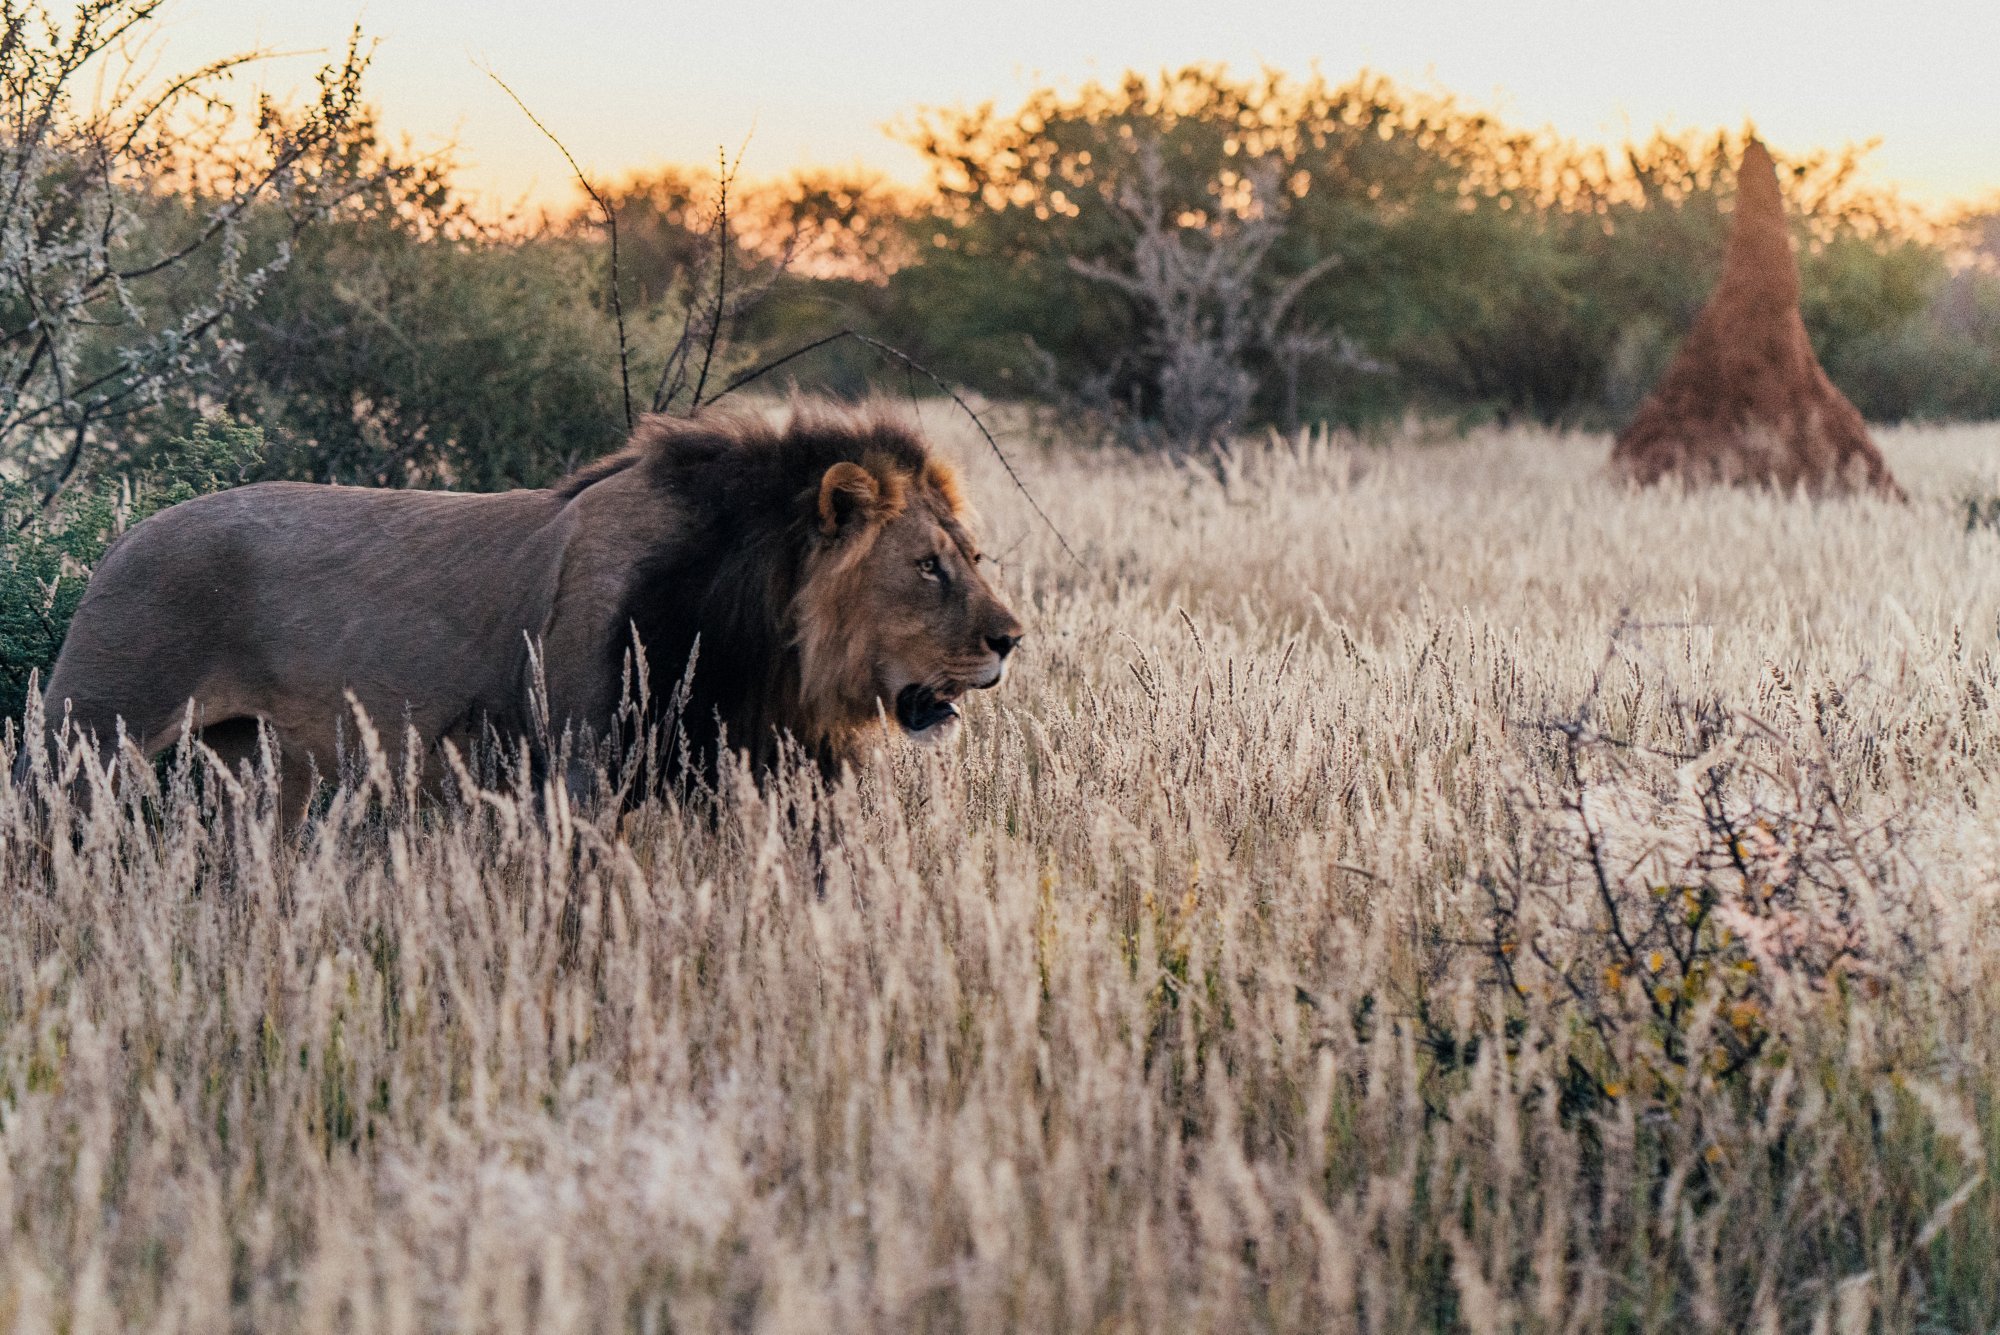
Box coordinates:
[46,471,655,795]
[38,405,1022,813]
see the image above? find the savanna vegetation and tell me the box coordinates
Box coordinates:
[7,5,1998,502]
[9,419,2000,1330]
[7,3,2000,1329]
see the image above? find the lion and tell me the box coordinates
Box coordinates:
[30,401,1024,815]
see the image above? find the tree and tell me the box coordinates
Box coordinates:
[1063,138,1342,446]
[891,67,1530,438]
[0,0,372,501]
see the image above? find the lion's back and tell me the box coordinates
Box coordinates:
[50,480,575,747]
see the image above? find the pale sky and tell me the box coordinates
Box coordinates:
[149,0,2000,213]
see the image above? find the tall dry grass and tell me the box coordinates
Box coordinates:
[6,418,2000,1331]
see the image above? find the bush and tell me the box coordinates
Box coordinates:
[1826,263,2000,422]
[226,219,627,489]
[856,69,1972,435]
[0,1,371,495]
[1477,670,1920,1114]
[0,421,263,719]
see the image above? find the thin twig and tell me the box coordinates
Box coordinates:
[482,66,631,429]
[711,328,1086,572]
[651,131,765,414]
[688,147,734,410]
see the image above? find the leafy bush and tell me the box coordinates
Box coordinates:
[12,22,1986,485]
[226,217,627,489]
[1828,261,2000,422]
[852,68,1976,436]
[0,421,263,719]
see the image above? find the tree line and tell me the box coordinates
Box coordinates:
[5,6,1998,500]
[9,4,1996,709]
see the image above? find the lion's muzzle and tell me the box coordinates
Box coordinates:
[895,683,961,734]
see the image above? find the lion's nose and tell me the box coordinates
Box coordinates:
[986,632,1020,658]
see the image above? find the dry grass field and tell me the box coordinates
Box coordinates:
[7,416,2000,1332]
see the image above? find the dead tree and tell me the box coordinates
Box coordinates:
[1067,139,1341,450]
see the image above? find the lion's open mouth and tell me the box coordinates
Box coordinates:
[894,683,961,734]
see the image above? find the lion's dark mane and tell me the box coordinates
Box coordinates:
[558,406,936,780]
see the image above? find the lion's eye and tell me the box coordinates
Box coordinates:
[916,555,941,580]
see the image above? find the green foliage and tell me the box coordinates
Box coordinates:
[0,421,262,720]
[852,67,1997,433]
[22,43,1989,487]
[227,220,626,489]
[172,114,631,491]
[886,68,1468,428]
[8,96,632,494]
[0,484,116,726]
[0,0,372,494]
[10,32,1992,496]
[1826,261,2000,422]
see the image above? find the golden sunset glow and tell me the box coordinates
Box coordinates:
[156,0,2000,210]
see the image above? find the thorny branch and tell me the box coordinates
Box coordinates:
[483,66,633,429]
[1477,619,1919,1104]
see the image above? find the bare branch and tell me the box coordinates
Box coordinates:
[689,144,739,410]
[712,327,1086,573]
[482,65,632,429]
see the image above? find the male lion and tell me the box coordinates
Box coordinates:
[32,402,1024,814]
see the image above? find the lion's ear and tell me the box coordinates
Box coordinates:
[817,462,881,535]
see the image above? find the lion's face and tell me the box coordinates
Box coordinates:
[800,456,1025,742]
